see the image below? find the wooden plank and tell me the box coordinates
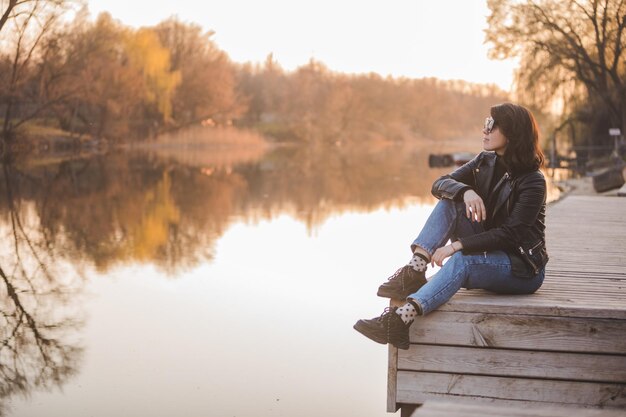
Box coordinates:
[545,271,626,278]
[408,401,626,417]
[438,295,626,319]
[398,345,626,383]
[543,275,626,281]
[547,262,626,269]
[542,275,626,281]
[444,296,626,310]
[409,311,626,354]
[529,291,625,300]
[388,345,399,412]
[539,285,626,292]
[397,371,626,408]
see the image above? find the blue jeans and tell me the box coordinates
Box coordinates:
[409,199,544,315]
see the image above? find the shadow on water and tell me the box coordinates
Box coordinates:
[0,137,566,412]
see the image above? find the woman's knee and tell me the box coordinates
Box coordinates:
[439,252,470,277]
[446,251,467,267]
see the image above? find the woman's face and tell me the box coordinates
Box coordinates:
[482,117,508,155]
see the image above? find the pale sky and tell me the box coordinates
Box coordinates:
[87,0,517,91]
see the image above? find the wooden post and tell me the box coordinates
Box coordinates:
[387,345,399,412]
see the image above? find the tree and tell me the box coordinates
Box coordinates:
[0,0,69,34]
[123,28,181,124]
[49,13,181,139]
[0,0,72,142]
[154,17,243,127]
[486,0,626,148]
[58,12,146,139]
[236,54,288,124]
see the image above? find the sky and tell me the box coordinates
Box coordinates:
[87,0,518,91]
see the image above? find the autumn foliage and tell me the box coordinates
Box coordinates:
[0,6,507,144]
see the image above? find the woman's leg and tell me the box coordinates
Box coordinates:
[355,199,544,349]
[408,199,544,314]
[411,198,483,257]
[409,251,545,315]
[357,199,485,348]
[378,199,482,299]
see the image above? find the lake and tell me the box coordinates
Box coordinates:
[1,138,564,417]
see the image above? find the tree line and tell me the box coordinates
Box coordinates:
[4,0,623,158]
[1,6,241,142]
[0,2,507,146]
[239,56,509,144]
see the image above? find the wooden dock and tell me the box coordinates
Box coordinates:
[408,401,626,417]
[388,195,626,413]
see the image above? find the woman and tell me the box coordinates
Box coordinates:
[354,102,549,350]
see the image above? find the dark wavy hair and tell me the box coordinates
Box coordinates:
[491,103,544,174]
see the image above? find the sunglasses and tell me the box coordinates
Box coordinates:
[483,117,495,134]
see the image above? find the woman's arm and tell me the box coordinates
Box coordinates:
[431,152,484,200]
[458,171,547,253]
[431,240,464,267]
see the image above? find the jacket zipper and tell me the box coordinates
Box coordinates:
[528,240,542,255]
[504,173,510,215]
[519,246,539,274]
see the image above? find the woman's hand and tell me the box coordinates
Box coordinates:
[431,241,462,267]
[463,189,487,222]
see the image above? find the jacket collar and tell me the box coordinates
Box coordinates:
[478,151,498,168]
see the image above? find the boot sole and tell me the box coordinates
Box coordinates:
[377,280,427,299]
[376,287,409,299]
[353,321,387,345]
[353,321,410,350]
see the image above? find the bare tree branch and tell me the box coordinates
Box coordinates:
[0,0,18,32]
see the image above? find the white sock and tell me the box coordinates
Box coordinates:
[408,253,428,272]
[395,302,417,325]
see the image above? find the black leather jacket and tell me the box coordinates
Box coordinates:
[431,151,548,276]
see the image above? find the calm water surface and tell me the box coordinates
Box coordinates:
[1,141,563,417]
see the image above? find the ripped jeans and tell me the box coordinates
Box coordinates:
[408,199,544,315]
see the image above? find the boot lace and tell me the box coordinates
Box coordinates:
[377,306,392,320]
[386,267,407,290]
[375,307,407,346]
[382,306,400,341]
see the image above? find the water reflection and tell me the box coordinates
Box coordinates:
[9,143,563,273]
[0,165,84,417]
[3,143,459,275]
[0,142,566,415]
